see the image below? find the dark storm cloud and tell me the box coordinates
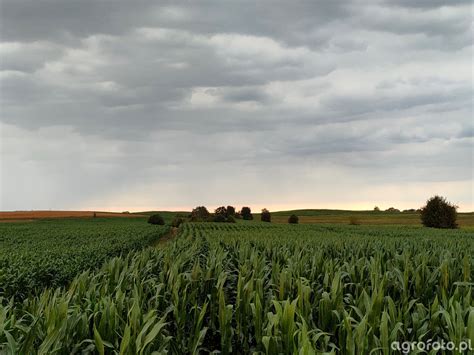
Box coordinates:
[1,0,472,211]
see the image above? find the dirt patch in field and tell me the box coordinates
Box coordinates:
[0,210,147,220]
[154,227,179,247]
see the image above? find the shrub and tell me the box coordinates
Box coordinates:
[261,208,271,222]
[171,217,185,228]
[191,206,210,221]
[421,195,458,229]
[385,207,400,212]
[288,214,299,224]
[349,216,360,225]
[148,214,165,225]
[373,206,380,212]
[240,207,253,220]
[213,214,227,223]
[227,215,236,223]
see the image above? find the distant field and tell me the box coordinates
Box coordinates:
[0,210,146,221]
[262,209,474,227]
[2,209,473,227]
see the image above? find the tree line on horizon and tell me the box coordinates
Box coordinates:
[148,195,459,229]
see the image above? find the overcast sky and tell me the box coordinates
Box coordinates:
[0,0,472,212]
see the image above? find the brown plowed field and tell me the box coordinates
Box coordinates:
[0,211,146,221]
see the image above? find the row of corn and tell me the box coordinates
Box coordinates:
[1,223,473,354]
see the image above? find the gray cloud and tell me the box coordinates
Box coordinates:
[1,0,472,211]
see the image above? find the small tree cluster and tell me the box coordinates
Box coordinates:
[261,208,271,222]
[240,207,253,220]
[421,195,457,229]
[213,206,236,223]
[148,214,165,225]
[190,206,211,222]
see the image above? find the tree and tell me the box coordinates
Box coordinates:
[288,214,299,224]
[215,206,227,217]
[261,208,271,222]
[240,207,253,220]
[373,206,380,212]
[148,214,165,225]
[191,206,210,221]
[385,207,400,212]
[421,195,457,229]
[226,206,236,216]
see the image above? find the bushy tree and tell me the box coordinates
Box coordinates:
[213,206,237,223]
[215,206,227,217]
[421,195,457,229]
[148,214,165,225]
[226,206,236,216]
[373,206,380,212]
[191,206,210,221]
[261,208,271,222]
[288,214,299,224]
[240,207,253,220]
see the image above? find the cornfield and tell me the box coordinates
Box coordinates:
[1,222,473,354]
[0,218,168,300]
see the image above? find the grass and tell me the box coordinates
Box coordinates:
[256,209,474,227]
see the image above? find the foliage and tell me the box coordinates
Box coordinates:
[171,216,185,228]
[215,206,227,217]
[373,206,380,212]
[421,195,458,229]
[240,206,253,220]
[288,214,299,224]
[1,223,472,354]
[213,214,227,223]
[0,219,168,300]
[190,206,211,222]
[385,207,400,212]
[226,206,236,216]
[213,207,235,223]
[147,214,165,225]
[261,208,271,222]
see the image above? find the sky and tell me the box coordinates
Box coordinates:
[0,0,473,212]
